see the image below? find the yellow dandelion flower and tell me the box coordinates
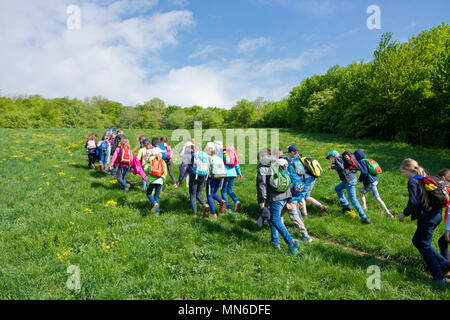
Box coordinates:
[69,221,75,226]
[25,157,32,161]
[23,177,30,180]
[58,172,65,176]
[38,187,43,191]
[105,245,110,249]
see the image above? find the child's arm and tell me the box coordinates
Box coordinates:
[402,179,421,219]
[235,164,242,178]
[257,170,268,208]
[110,148,120,169]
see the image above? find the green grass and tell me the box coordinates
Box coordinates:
[0,128,449,299]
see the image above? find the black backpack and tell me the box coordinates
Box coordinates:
[342,151,360,172]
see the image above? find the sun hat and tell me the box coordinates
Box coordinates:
[326,150,340,160]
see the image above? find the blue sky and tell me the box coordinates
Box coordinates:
[0,0,448,108]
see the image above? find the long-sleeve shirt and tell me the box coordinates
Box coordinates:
[330,156,357,183]
[403,178,442,221]
[110,147,133,169]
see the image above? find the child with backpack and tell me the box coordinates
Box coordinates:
[135,139,153,190]
[85,134,98,169]
[188,143,210,217]
[399,160,450,286]
[98,136,111,172]
[221,144,243,212]
[144,147,167,215]
[160,136,177,187]
[353,149,394,218]
[285,145,327,217]
[436,169,450,276]
[256,148,300,256]
[278,158,313,242]
[110,138,133,192]
[326,150,371,224]
[205,142,227,219]
[178,139,196,188]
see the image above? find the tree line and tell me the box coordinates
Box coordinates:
[1,23,448,147]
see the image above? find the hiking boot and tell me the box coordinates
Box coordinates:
[203,204,210,218]
[151,202,159,214]
[235,201,242,213]
[99,164,103,171]
[219,200,227,213]
[342,205,352,213]
[361,218,371,224]
[441,261,450,276]
[386,212,394,219]
[288,239,300,256]
[318,205,328,217]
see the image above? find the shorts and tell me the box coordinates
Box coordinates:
[302,177,316,199]
[359,180,380,199]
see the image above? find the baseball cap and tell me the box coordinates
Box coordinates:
[286,145,298,153]
[326,150,340,159]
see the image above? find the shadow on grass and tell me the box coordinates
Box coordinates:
[308,241,446,291]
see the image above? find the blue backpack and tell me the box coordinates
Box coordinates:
[157,142,168,160]
[287,156,306,178]
[192,152,209,178]
[99,141,109,152]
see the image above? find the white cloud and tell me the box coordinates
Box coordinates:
[0,1,331,109]
[237,37,271,54]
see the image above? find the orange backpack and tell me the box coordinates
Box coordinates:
[120,146,132,165]
[149,157,165,178]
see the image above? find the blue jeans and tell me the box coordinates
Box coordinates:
[268,199,294,247]
[221,177,238,209]
[359,180,380,199]
[335,179,367,219]
[116,166,129,190]
[206,178,223,214]
[413,213,448,280]
[147,184,162,214]
[302,177,316,198]
[99,151,109,168]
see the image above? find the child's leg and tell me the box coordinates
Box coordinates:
[334,182,348,206]
[286,201,309,238]
[154,184,162,214]
[178,163,188,185]
[196,176,206,205]
[221,178,230,208]
[166,160,177,185]
[146,184,156,204]
[412,216,447,280]
[345,180,367,219]
[268,200,294,246]
[438,233,450,261]
[211,179,223,203]
[226,177,239,204]
[206,179,216,214]
[116,166,125,188]
[370,182,391,214]
[188,173,198,215]
[359,191,367,210]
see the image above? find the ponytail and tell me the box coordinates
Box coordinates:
[400,158,431,210]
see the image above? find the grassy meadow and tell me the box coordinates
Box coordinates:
[0,128,449,299]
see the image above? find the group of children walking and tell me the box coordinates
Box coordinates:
[84,128,243,219]
[84,129,450,285]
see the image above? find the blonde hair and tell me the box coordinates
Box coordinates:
[119,138,130,147]
[400,158,427,177]
[400,158,431,210]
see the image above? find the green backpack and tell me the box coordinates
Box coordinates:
[269,161,291,193]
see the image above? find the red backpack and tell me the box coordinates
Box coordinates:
[119,146,132,165]
[342,151,359,172]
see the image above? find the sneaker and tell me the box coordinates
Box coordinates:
[361,218,371,224]
[342,205,352,213]
[318,205,328,217]
[99,164,103,171]
[441,261,450,275]
[235,201,242,213]
[192,214,198,218]
[174,184,179,189]
[151,202,159,213]
[272,244,281,250]
[219,200,227,213]
[433,279,446,286]
[257,216,264,228]
[125,184,130,192]
[386,212,394,219]
[301,236,313,242]
[302,213,308,219]
[203,204,210,218]
[213,213,218,219]
[288,239,300,256]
